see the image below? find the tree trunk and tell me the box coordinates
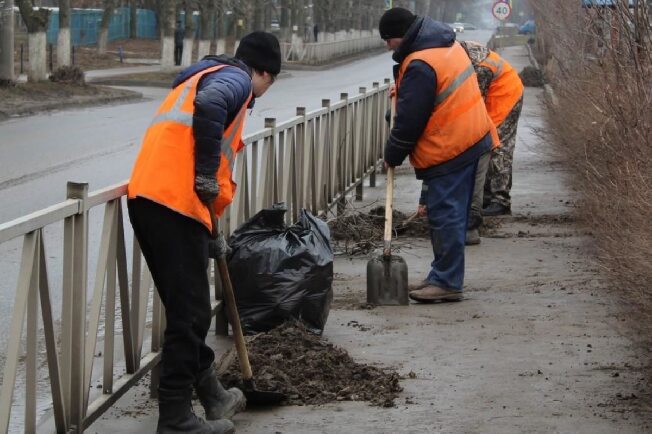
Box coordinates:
[16,0,50,81]
[98,0,116,54]
[0,0,15,81]
[280,0,290,41]
[182,0,195,66]
[160,0,176,69]
[214,3,225,54]
[197,0,214,61]
[130,0,137,38]
[58,0,71,66]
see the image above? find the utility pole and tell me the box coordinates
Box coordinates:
[0,0,15,81]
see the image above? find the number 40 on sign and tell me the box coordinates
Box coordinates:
[492,1,512,21]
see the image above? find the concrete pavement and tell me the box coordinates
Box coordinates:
[82,45,652,433]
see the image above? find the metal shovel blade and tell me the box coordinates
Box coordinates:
[366,254,409,305]
[241,379,287,405]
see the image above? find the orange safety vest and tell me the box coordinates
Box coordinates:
[397,42,497,169]
[480,51,524,127]
[128,65,253,232]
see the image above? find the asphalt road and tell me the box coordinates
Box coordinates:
[0,30,492,378]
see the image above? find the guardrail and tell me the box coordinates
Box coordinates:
[281,34,385,65]
[0,79,391,433]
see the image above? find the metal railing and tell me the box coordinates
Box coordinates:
[281,33,385,65]
[0,79,391,433]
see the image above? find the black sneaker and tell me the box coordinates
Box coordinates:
[482,202,511,216]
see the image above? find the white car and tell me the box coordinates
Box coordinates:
[450,22,465,33]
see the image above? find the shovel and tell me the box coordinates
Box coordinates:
[366,165,409,305]
[209,211,287,405]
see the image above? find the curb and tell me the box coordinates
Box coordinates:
[525,43,557,106]
[91,70,294,89]
[0,89,143,121]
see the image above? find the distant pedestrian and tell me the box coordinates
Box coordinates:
[459,40,524,230]
[128,32,281,433]
[313,23,319,42]
[379,8,496,303]
[174,20,184,66]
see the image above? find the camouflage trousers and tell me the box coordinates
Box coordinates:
[485,97,523,208]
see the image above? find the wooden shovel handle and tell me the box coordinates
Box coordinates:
[209,211,254,381]
[383,94,396,258]
[383,166,394,257]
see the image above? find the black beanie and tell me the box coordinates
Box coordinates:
[379,7,417,40]
[235,31,282,75]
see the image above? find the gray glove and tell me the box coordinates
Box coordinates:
[194,173,219,205]
[208,233,232,259]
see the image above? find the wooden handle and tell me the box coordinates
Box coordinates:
[216,256,254,381]
[209,211,254,381]
[383,166,394,257]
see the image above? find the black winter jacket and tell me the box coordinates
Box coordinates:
[172,55,254,177]
[385,17,492,179]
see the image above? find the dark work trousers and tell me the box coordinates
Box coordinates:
[423,159,478,291]
[127,197,214,391]
[174,45,183,66]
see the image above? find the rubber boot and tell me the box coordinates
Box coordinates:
[465,228,481,246]
[156,387,235,434]
[195,365,246,420]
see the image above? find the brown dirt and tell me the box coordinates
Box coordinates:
[328,205,430,255]
[519,65,545,87]
[0,82,140,118]
[217,322,403,407]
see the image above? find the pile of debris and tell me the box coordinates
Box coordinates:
[327,206,429,254]
[218,322,402,407]
[519,66,545,87]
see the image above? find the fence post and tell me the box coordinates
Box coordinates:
[62,182,89,432]
[356,86,367,202]
[370,81,380,188]
[337,93,349,216]
[295,107,306,222]
[322,98,332,206]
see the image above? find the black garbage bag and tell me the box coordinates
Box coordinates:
[227,204,334,335]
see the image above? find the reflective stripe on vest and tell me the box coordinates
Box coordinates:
[397,41,494,169]
[480,51,524,128]
[148,75,247,172]
[434,63,477,106]
[127,64,253,232]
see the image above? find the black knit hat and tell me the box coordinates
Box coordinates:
[235,31,282,75]
[379,7,417,40]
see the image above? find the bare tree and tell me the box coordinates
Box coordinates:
[58,0,72,66]
[130,0,137,38]
[160,0,177,68]
[16,0,50,81]
[98,0,117,54]
[0,0,15,81]
[197,0,215,60]
[181,0,196,66]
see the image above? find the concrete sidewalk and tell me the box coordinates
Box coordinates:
[85,45,652,433]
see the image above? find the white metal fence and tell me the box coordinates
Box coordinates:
[281,32,385,65]
[0,79,391,433]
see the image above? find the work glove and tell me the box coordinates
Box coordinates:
[208,233,232,259]
[194,173,219,205]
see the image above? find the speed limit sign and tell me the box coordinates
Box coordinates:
[492,1,512,21]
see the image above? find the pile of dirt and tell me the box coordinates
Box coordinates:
[218,322,402,407]
[519,66,545,87]
[49,65,85,84]
[328,206,429,254]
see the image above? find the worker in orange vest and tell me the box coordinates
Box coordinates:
[461,40,524,246]
[127,32,281,434]
[379,8,496,303]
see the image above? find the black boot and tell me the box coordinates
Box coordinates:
[195,365,246,420]
[482,202,511,216]
[157,387,235,434]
